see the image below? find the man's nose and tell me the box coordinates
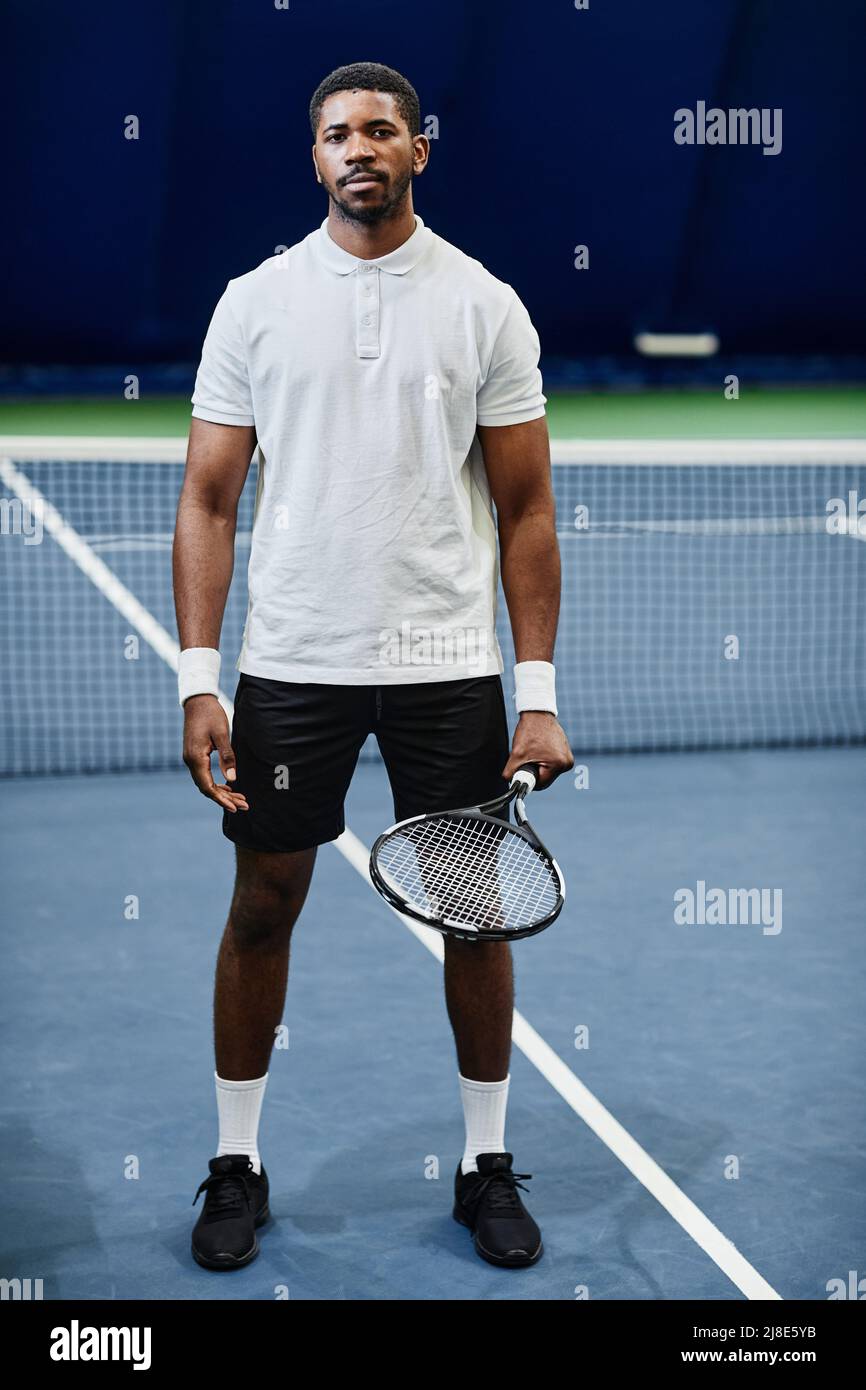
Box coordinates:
[344,139,375,164]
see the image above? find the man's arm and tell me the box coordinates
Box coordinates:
[173,418,257,812]
[477,415,574,787]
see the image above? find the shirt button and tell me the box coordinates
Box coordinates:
[361,315,372,326]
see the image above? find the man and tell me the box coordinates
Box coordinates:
[174,61,573,1273]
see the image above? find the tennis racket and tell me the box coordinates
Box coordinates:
[369,764,565,942]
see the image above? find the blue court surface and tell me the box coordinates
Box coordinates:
[3,746,863,1301]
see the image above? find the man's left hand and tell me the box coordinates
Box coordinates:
[503,711,574,790]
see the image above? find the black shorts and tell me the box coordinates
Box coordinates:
[223,673,511,853]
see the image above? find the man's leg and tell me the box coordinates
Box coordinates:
[376,676,542,1263]
[443,937,513,1082]
[376,673,516,1119]
[444,937,514,1176]
[445,932,540,1266]
[192,677,368,1268]
[214,844,317,1081]
[211,678,368,1171]
[210,844,316,1175]
[192,845,317,1270]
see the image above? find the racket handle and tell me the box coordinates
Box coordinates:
[510,763,538,795]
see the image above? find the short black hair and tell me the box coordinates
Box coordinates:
[309,62,420,139]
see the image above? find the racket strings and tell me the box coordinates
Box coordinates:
[376,813,560,933]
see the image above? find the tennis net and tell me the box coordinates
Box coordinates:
[1,435,865,775]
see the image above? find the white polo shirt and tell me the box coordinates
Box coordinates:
[191,214,546,684]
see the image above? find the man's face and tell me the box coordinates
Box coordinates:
[313,89,424,225]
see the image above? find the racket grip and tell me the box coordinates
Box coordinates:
[510,763,538,795]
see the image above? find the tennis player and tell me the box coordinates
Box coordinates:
[174,62,573,1272]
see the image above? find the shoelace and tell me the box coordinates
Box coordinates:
[192,1172,252,1217]
[463,1169,532,1214]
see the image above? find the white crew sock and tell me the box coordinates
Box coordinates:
[215,1072,268,1175]
[459,1073,510,1174]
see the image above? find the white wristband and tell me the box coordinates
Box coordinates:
[178,647,221,708]
[514,660,557,715]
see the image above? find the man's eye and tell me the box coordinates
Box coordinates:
[327,130,390,141]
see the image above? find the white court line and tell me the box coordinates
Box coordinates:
[3,447,782,1300]
[334,826,781,1301]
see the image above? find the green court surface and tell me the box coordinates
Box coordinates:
[0,388,864,441]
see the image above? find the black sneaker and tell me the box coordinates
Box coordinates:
[191,1154,270,1270]
[453,1152,543,1267]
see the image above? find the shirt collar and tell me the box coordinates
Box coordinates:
[313,214,430,276]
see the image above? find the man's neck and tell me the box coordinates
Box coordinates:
[325,203,418,261]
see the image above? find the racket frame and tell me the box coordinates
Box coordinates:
[368,771,566,943]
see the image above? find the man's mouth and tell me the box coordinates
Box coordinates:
[343,174,383,189]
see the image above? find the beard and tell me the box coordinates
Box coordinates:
[328,165,414,226]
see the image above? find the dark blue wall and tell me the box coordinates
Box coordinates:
[2,0,864,372]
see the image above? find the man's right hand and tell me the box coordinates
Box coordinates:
[182,695,249,813]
